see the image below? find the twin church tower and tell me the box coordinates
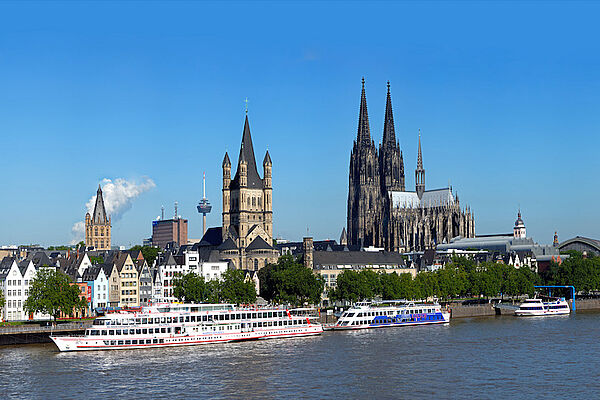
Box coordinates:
[348,79,475,252]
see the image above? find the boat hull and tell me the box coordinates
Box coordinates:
[325,312,450,331]
[51,326,323,352]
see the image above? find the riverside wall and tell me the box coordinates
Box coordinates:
[448,303,496,319]
[0,322,91,346]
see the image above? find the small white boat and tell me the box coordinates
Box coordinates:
[514,297,571,317]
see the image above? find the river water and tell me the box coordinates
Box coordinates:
[1,312,599,399]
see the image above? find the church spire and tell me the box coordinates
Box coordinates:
[357,77,371,145]
[92,184,108,224]
[382,80,396,146]
[231,114,263,189]
[417,129,423,170]
[415,129,425,199]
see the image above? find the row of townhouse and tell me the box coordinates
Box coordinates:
[1,245,232,320]
[0,254,56,321]
[63,247,230,311]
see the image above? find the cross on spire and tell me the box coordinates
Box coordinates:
[244,97,249,114]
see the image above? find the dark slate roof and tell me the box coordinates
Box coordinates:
[99,263,114,277]
[134,259,147,272]
[159,253,177,266]
[246,236,273,251]
[230,115,264,190]
[222,152,231,167]
[0,257,17,279]
[197,248,223,263]
[199,227,223,247]
[313,250,406,268]
[263,150,272,165]
[18,260,31,275]
[114,253,129,272]
[29,252,55,268]
[82,265,103,281]
[92,184,109,224]
[218,238,238,251]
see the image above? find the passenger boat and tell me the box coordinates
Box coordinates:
[50,303,323,352]
[325,300,450,331]
[514,297,571,317]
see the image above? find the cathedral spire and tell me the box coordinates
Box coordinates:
[417,129,423,170]
[415,129,425,199]
[382,80,396,146]
[357,77,371,145]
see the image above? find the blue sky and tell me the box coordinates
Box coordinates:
[1,1,599,247]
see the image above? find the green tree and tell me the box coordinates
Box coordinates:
[173,272,207,303]
[205,279,222,303]
[330,270,381,302]
[89,256,104,264]
[220,269,257,304]
[24,269,87,321]
[129,245,160,266]
[0,290,5,316]
[258,255,324,305]
[379,272,414,300]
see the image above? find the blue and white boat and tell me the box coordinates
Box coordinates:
[325,300,450,331]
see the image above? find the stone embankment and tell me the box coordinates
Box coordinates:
[448,303,496,318]
[0,322,91,346]
[573,298,600,310]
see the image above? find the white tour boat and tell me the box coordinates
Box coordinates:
[514,297,571,317]
[50,303,323,352]
[325,300,450,331]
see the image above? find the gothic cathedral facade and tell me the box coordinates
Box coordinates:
[221,114,278,270]
[85,184,112,250]
[348,79,475,252]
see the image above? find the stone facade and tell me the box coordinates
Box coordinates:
[220,114,278,270]
[348,79,475,252]
[85,185,111,250]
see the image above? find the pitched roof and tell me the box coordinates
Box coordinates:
[198,227,223,247]
[246,236,273,251]
[82,265,103,281]
[0,257,17,279]
[159,253,177,266]
[218,238,238,251]
[29,252,55,268]
[230,115,264,190]
[313,250,407,268]
[114,253,130,272]
[100,263,114,277]
[92,184,109,224]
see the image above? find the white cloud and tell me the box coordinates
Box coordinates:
[71,177,156,244]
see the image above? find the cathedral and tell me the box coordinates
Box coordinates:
[85,184,111,250]
[347,79,475,252]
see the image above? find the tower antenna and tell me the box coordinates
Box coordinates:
[174,201,178,220]
[161,205,164,220]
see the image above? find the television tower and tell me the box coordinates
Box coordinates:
[197,172,212,235]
